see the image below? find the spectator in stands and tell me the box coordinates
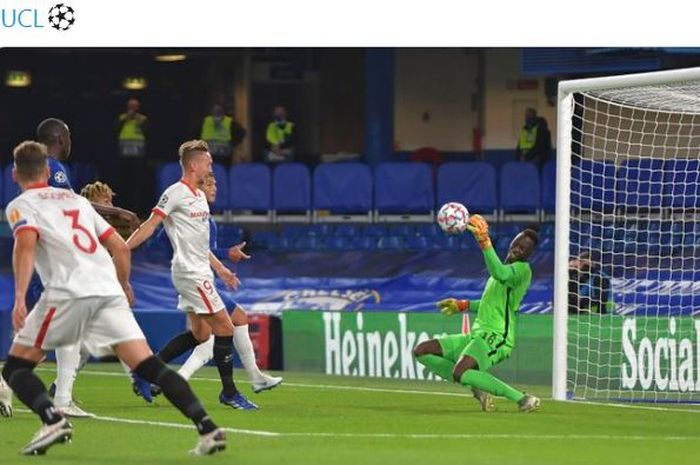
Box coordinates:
[117,98,148,158]
[200,103,247,165]
[113,98,150,215]
[265,105,294,163]
[515,108,552,166]
[568,251,613,314]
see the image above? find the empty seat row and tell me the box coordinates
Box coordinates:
[156,161,553,220]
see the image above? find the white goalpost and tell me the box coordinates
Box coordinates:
[554,67,700,403]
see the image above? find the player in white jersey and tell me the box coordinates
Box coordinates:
[127,139,257,410]
[2,141,226,456]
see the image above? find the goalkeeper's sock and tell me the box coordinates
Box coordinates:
[213,336,238,397]
[134,355,217,435]
[459,369,525,403]
[416,354,455,381]
[157,330,200,364]
[2,356,61,425]
[179,336,214,381]
[233,324,266,383]
[53,343,81,407]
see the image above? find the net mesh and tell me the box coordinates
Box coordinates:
[567,81,700,402]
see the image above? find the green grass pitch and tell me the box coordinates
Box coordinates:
[1,363,699,464]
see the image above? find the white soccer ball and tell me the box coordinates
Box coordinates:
[437,202,470,235]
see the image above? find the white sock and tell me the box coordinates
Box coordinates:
[120,359,132,375]
[178,336,214,380]
[54,344,82,407]
[233,325,266,383]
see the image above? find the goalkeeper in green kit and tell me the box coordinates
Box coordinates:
[414,214,541,412]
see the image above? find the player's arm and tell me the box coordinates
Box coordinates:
[467,215,524,287]
[92,202,141,233]
[102,230,135,305]
[126,213,163,250]
[11,230,38,330]
[209,251,240,290]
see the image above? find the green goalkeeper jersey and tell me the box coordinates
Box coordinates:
[470,247,532,349]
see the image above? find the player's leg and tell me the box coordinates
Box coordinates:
[0,373,13,418]
[52,343,93,417]
[413,336,462,380]
[230,305,282,393]
[200,310,257,410]
[85,298,225,456]
[178,335,214,380]
[453,337,539,412]
[156,313,210,364]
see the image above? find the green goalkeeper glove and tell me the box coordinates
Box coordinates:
[436,298,469,316]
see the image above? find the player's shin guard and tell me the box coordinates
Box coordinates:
[178,336,214,380]
[233,325,265,382]
[134,355,217,435]
[2,356,62,425]
[53,343,81,407]
[416,355,455,381]
[459,369,525,402]
[157,330,201,364]
[213,336,238,397]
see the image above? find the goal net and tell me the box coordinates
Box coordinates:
[553,68,700,403]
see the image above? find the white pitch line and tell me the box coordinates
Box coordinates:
[13,409,700,441]
[33,367,700,413]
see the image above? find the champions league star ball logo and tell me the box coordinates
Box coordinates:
[48,4,75,31]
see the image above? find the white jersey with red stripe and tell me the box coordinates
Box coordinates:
[5,184,123,300]
[152,180,212,277]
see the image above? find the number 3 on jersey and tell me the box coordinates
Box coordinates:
[63,209,97,254]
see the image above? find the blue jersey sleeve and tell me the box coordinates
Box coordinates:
[48,159,72,189]
[209,218,218,249]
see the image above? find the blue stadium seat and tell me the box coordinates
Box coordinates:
[250,231,276,248]
[415,223,441,237]
[616,159,665,210]
[211,163,229,212]
[324,236,354,251]
[388,224,415,236]
[436,162,497,217]
[376,236,404,250]
[571,159,616,214]
[405,236,430,251]
[156,162,181,199]
[363,224,387,237]
[334,224,360,237]
[306,224,332,237]
[500,162,540,215]
[374,162,434,216]
[273,162,311,214]
[662,159,700,210]
[431,235,461,251]
[295,236,322,250]
[281,225,307,238]
[313,163,372,220]
[541,160,556,214]
[354,236,377,250]
[229,163,272,215]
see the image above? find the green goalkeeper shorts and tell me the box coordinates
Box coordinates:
[437,331,512,372]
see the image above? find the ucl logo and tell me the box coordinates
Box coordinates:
[0,4,75,31]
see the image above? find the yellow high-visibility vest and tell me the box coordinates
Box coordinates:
[266,121,293,146]
[201,115,232,143]
[118,116,145,141]
[517,124,539,153]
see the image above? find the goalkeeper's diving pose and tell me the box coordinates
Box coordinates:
[413,215,541,412]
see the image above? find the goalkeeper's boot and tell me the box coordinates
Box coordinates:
[55,401,94,418]
[130,372,154,403]
[20,417,73,455]
[219,391,259,410]
[252,375,283,394]
[518,394,541,413]
[189,428,226,456]
[0,376,13,418]
[471,387,495,412]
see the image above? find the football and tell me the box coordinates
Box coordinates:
[48,4,75,31]
[436,202,469,234]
